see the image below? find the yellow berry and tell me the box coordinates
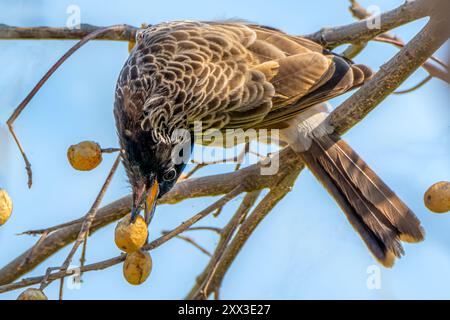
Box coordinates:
[424,181,450,213]
[115,214,148,253]
[0,189,13,226]
[67,141,102,171]
[17,288,48,300]
[123,250,152,285]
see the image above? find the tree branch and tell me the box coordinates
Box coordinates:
[304,0,430,48]
[0,23,138,41]
[190,190,262,299]
[331,15,450,135]
[187,164,303,299]
[347,0,449,86]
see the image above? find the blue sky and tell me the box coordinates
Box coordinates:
[0,0,449,299]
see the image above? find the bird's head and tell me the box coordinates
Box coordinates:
[120,129,191,223]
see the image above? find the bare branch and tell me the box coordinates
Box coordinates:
[190,190,262,299]
[6,25,135,187]
[0,23,137,41]
[61,154,121,270]
[187,165,303,299]
[304,0,430,48]
[374,36,450,84]
[393,75,432,95]
[165,233,212,257]
[56,154,121,299]
[347,0,449,85]
[331,16,450,135]
[185,226,223,235]
[142,186,245,251]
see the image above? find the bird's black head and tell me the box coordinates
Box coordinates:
[119,128,192,223]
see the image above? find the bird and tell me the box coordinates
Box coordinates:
[113,21,424,267]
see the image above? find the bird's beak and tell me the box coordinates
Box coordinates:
[130,179,159,223]
[130,206,141,223]
[144,179,159,225]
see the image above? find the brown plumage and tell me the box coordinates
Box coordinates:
[298,134,423,267]
[114,21,424,267]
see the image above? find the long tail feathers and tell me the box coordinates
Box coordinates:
[299,134,424,267]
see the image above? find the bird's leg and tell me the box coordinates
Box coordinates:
[7,25,131,188]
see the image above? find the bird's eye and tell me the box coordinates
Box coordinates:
[163,168,177,181]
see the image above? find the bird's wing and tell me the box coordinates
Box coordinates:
[203,22,333,129]
[243,24,373,129]
[204,23,372,129]
[127,21,276,134]
[124,21,372,136]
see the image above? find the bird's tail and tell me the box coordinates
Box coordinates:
[298,133,424,267]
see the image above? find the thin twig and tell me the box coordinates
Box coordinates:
[61,154,121,269]
[394,75,433,94]
[304,0,430,48]
[39,267,60,290]
[331,7,450,135]
[0,23,138,41]
[20,231,49,267]
[348,0,449,85]
[100,148,121,154]
[186,191,262,299]
[79,233,89,272]
[6,25,131,188]
[53,153,121,299]
[142,186,244,251]
[58,278,64,300]
[198,191,261,299]
[233,142,250,172]
[214,288,220,300]
[375,35,448,69]
[181,142,250,181]
[373,36,450,84]
[185,226,222,235]
[342,42,367,59]
[180,163,206,180]
[1,256,126,294]
[19,218,85,236]
[164,232,212,257]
